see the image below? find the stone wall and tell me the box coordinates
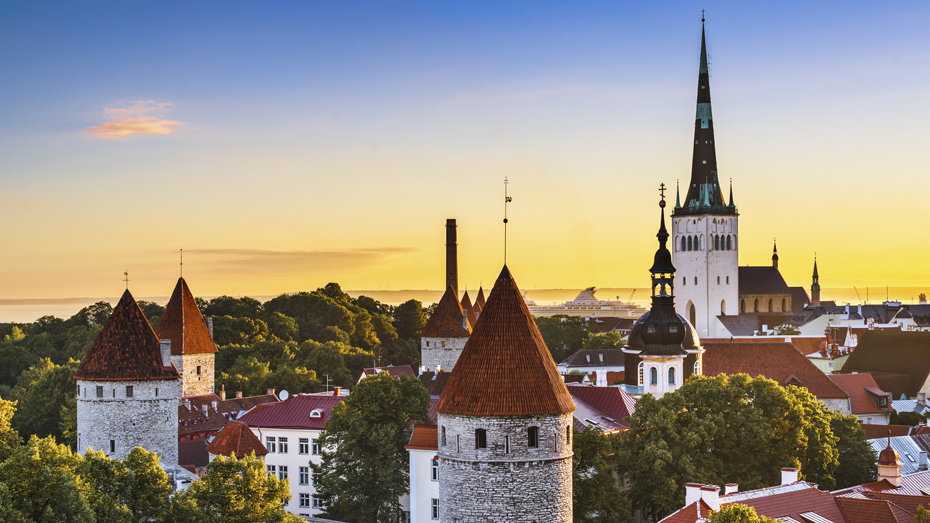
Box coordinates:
[422,336,468,372]
[170,353,215,397]
[437,412,573,523]
[76,378,179,465]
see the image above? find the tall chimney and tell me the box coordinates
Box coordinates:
[159,340,171,367]
[219,385,226,401]
[446,219,458,296]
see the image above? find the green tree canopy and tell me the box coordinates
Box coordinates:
[831,411,877,488]
[203,296,263,320]
[534,316,598,363]
[312,372,430,522]
[13,358,81,443]
[0,396,21,462]
[705,504,779,523]
[572,427,633,523]
[392,299,427,340]
[581,332,627,351]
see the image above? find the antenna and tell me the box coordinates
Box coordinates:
[503,177,512,264]
[123,270,130,290]
[324,374,331,393]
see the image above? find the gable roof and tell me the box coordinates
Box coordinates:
[461,291,478,329]
[828,373,891,414]
[702,341,847,399]
[436,266,576,416]
[178,439,210,471]
[567,383,636,433]
[836,494,913,523]
[723,482,846,523]
[658,499,713,523]
[842,331,930,397]
[418,370,451,397]
[405,424,438,451]
[560,349,626,368]
[237,392,344,430]
[738,266,792,296]
[205,420,268,458]
[421,286,470,338]
[155,277,217,355]
[74,290,180,381]
[475,287,486,310]
[789,286,812,313]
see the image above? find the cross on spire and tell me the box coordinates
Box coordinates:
[659,182,667,202]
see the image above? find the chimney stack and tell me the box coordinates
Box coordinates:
[921,451,928,471]
[333,387,341,396]
[236,391,243,399]
[159,340,171,367]
[781,468,799,485]
[201,404,208,416]
[919,393,926,407]
[446,219,458,296]
[685,483,702,506]
[700,485,720,511]
[267,388,275,397]
[211,400,218,410]
[596,369,608,387]
[219,385,226,401]
[725,484,739,495]
[206,317,214,340]
[183,399,191,411]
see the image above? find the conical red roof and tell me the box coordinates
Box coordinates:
[422,286,470,337]
[156,278,217,355]
[461,291,478,329]
[205,420,268,458]
[436,266,575,416]
[74,290,180,381]
[475,286,486,310]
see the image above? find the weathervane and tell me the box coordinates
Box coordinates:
[123,270,130,290]
[503,177,513,264]
[702,9,705,23]
[180,248,183,277]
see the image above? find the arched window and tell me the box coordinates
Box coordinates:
[441,426,447,447]
[721,300,726,315]
[681,237,687,252]
[768,298,773,312]
[528,427,539,448]
[694,361,702,375]
[475,429,487,449]
[668,367,676,385]
[754,299,759,312]
[694,276,698,285]
[687,236,693,251]
[638,362,645,386]
[689,304,696,326]
[727,235,732,250]
[740,299,746,313]
[715,235,720,250]
[650,367,658,385]
[696,236,701,250]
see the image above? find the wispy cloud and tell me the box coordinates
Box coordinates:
[181,247,419,274]
[84,100,183,140]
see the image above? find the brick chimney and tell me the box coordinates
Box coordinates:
[333,387,341,396]
[219,385,226,401]
[446,219,458,296]
[267,388,275,397]
[236,391,243,399]
[919,392,926,407]
[206,317,214,340]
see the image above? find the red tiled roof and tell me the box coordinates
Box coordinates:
[237,393,344,430]
[475,286,486,310]
[177,392,279,438]
[836,495,912,523]
[418,370,451,396]
[658,500,713,523]
[722,482,845,522]
[861,491,930,515]
[406,424,438,451]
[567,384,636,432]
[841,331,930,397]
[74,290,180,381]
[155,277,217,355]
[829,373,892,415]
[205,421,268,458]
[436,266,576,416]
[702,341,847,399]
[461,291,478,330]
[178,439,210,470]
[422,286,470,338]
[861,424,916,440]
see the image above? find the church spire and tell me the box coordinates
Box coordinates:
[811,255,821,307]
[772,239,779,270]
[641,185,685,357]
[676,18,734,216]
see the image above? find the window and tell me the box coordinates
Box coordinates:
[694,276,698,285]
[475,429,487,449]
[441,341,445,348]
[727,235,732,250]
[715,235,720,250]
[528,426,539,448]
[683,276,686,286]
[267,465,276,476]
[726,276,730,284]
[505,435,510,454]
[299,438,309,454]
[426,341,429,347]
[694,361,702,375]
[681,237,686,251]
[312,473,320,487]
[669,367,676,385]
[717,276,720,284]
[299,466,309,485]
[97,386,103,398]
[431,459,439,481]
[782,298,786,311]
[312,496,322,508]
[431,499,440,520]
[567,425,571,446]
[299,493,310,508]
[311,439,320,455]
[441,426,446,447]
[768,298,773,312]
[650,367,658,385]
[279,437,288,453]
[638,362,645,386]
[110,439,115,453]
[456,435,460,453]
[687,236,693,251]
[266,437,276,453]
[77,384,80,395]
[155,388,158,397]
[113,389,116,397]
[689,304,696,326]
[126,386,133,398]
[721,300,726,315]
[754,299,759,313]
[741,299,746,313]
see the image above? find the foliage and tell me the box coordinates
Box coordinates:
[211,316,270,346]
[392,299,427,341]
[581,332,627,351]
[572,427,632,523]
[534,316,599,363]
[914,506,930,523]
[617,374,839,520]
[891,410,926,426]
[0,396,21,462]
[202,296,263,320]
[777,326,801,336]
[705,504,779,523]
[13,359,81,443]
[831,411,878,488]
[312,373,430,522]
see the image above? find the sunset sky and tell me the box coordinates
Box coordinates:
[2,1,929,304]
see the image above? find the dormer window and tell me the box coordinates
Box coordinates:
[647,325,656,334]
[309,409,323,418]
[668,324,678,333]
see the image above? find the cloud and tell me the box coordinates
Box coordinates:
[181,247,419,274]
[84,100,183,140]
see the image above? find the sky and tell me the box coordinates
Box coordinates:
[1,1,929,304]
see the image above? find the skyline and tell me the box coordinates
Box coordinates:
[2,2,929,301]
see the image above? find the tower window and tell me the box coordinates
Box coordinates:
[721,300,726,315]
[782,298,787,311]
[638,362,645,386]
[197,366,201,375]
[717,276,720,284]
[768,299,773,312]
[155,388,158,397]
[726,276,730,284]
[694,277,698,285]
[650,367,658,385]
[528,427,539,448]
[669,367,676,385]
[681,237,687,252]
[727,235,732,250]
[741,299,746,313]
[505,435,510,454]
[126,386,133,398]
[110,440,115,453]
[687,236,693,251]
[683,277,686,286]
[754,299,759,313]
[567,425,571,446]
[441,426,446,447]
[714,235,719,250]
[475,429,487,449]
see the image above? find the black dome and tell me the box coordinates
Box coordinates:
[627,311,701,354]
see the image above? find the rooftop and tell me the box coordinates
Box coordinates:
[155,277,217,356]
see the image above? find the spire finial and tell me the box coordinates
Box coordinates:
[503,177,512,264]
[123,270,130,290]
[702,9,705,24]
[180,248,183,278]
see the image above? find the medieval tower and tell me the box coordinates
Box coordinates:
[435,265,576,523]
[672,20,739,338]
[155,277,217,397]
[74,289,180,464]
[422,219,471,372]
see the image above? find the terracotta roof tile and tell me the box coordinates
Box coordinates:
[702,341,847,399]
[842,332,930,397]
[436,266,576,416]
[461,292,478,330]
[155,278,217,355]
[567,384,635,432]
[418,370,451,396]
[237,393,344,430]
[658,500,712,523]
[861,491,930,515]
[829,373,892,415]
[861,424,916,440]
[722,482,845,522]
[405,424,438,451]
[74,290,180,381]
[422,286,470,338]
[177,392,279,438]
[836,495,911,523]
[205,421,268,458]
[475,287,486,310]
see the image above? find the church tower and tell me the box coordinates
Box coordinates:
[811,257,821,307]
[74,290,180,464]
[155,277,218,397]
[436,266,576,523]
[671,19,739,338]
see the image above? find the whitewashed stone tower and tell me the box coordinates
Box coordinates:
[672,19,739,338]
[74,289,180,464]
[421,285,471,372]
[435,266,576,523]
[155,277,217,397]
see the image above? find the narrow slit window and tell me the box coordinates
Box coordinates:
[475,429,487,449]
[528,426,539,448]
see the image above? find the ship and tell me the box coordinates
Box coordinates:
[525,287,648,319]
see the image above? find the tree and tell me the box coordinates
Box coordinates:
[831,411,877,489]
[13,359,81,442]
[534,316,596,362]
[264,312,300,342]
[572,427,632,523]
[211,316,269,346]
[617,374,838,520]
[137,301,165,324]
[203,296,263,320]
[70,301,114,328]
[891,411,925,426]
[393,299,427,340]
[312,373,430,522]
[914,506,930,523]
[302,342,353,388]
[581,332,627,351]
[705,504,779,523]
[0,396,21,462]
[178,453,300,523]
[776,326,801,336]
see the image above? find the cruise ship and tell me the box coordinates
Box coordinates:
[526,287,647,319]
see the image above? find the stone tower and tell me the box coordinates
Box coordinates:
[435,266,576,523]
[624,193,703,397]
[74,290,180,464]
[811,257,821,307]
[421,286,470,372]
[672,19,739,338]
[155,277,217,397]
